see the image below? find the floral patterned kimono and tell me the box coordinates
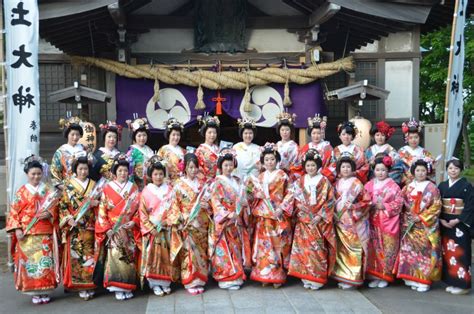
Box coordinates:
[6,183,59,295]
[168,177,210,288]
[365,144,402,183]
[127,144,154,190]
[398,145,434,186]
[276,140,299,179]
[396,180,442,286]
[196,143,219,183]
[233,142,261,180]
[51,143,86,187]
[139,183,174,289]
[332,144,369,184]
[91,147,121,181]
[209,175,251,287]
[299,141,334,181]
[59,178,97,292]
[157,144,185,184]
[364,178,403,282]
[247,169,294,284]
[288,174,336,286]
[96,180,140,292]
[332,177,371,287]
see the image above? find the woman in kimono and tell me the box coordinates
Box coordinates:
[233,118,261,180]
[51,115,87,190]
[396,159,441,292]
[288,149,336,290]
[438,158,473,295]
[168,153,210,295]
[398,118,434,186]
[139,156,174,296]
[247,144,294,287]
[195,114,220,183]
[364,155,403,288]
[331,122,369,184]
[59,156,98,300]
[126,116,154,190]
[96,156,140,300]
[298,114,334,181]
[209,149,251,290]
[275,112,299,180]
[6,156,59,304]
[365,121,401,183]
[91,121,122,181]
[332,153,371,289]
[157,118,186,184]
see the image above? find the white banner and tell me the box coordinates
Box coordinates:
[4,0,40,203]
[445,0,468,162]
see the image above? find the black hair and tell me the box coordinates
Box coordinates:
[238,125,257,139]
[217,153,237,170]
[303,153,322,170]
[410,159,431,175]
[277,121,293,136]
[338,122,356,137]
[72,156,91,175]
[336,157,356,174]
[111,160,130,175]
[260,148,281,164]
[446,159,463,170]
[373,156,391,171]
[24,161,43,174]
[147,161,167,178]
[64,124,84,139]
[199,123,220,139]
[184,153,199,172]
[102,128,119,142]
[164,126,182,140]
[133,127,149,143]
[369,125,381,137]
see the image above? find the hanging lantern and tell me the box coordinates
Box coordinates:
[350,115,372,150]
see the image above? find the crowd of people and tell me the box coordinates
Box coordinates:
[6,111,473,304]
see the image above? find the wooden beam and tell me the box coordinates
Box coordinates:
[108,1,127,26]
[309,2,340,26]
[337,9,408,32]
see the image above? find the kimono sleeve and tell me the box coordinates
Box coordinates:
[6,190,22,232]
[320,182,335,224]
[139,195,155,235]
[50,150,64,187]
[167,187,182,226]
[210,181,232,224]
[278,173,295,217]
[383,181,403,217]
[58,191,73,228]
[355,149,369,184]
[351,183,371,222]
[460,181,474,227]
[95,192,112,234]
[418,185,441,228]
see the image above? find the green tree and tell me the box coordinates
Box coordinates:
[420,18,473,167]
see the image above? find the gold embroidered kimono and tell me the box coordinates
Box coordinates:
[59,178,97,291]
[332,177,371,286]
[288,174,336,285]
[196,143,219,183]
[6,184,59,294]
[398,145,434,186]
[247,169,294,284]
[168,178,209,287]
[51,144,86,187]
[157,144,185,184]
[96,181,140,291]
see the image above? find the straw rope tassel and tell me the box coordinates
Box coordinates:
[152,73,160,103]
[283,71,292,107]
[244,71,252,112]
[195,71,206,110]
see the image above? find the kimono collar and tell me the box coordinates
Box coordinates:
[338,143,355,154]
[200,143,219,155]
[404,145,423,157]
[263,169,279,184]
[448,177,461,188]
[110,180,133,197]
[373,177,390,188]
[218,174,240,193]
[25,182,45,196]
[310,141,327,151]
[132,144,154,158]
[278,140,295,149]
[72,177,90,191]
[164,144,184,158]
[371,144,389,155]
[182,177,200,193]
[304,173,323,192]
[146,182,169,199]
[62,143,84,155]
[99,146,120,157]
[235,142,259,152]
[409,180,430,194]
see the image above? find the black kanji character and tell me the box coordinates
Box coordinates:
[12,86,35,113]
[86,134,95,142]
[30,120,37,130]
[455,35,462,56]
[11,2,31,26]
[84,125,94,133]
[451,75,459,96]
[30,134,38,142]
[11,44,33,68]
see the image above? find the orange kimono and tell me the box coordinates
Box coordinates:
[288,174,336,285]
[157,144,185,184]
[6,183,59,294]
[331,144,369,184]
[96,180,140,291]
[196,143,219,183]
[248,169,294,284]
[168,178,209,288]
[299,141,334,182]
[332,177,371,286]
[209,175,251,287]
[59,178,97,292]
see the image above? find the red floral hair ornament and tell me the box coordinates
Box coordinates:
[177,159,185,173]
[375,121,395,140]
[382,155,393,168]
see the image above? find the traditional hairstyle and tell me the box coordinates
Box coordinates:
[276,112,296,134]
[237,117,257,139]
[302,148,322,170]
[72,156,92,175]
[307,114,327,137]
[125,114,149,143]
[147,155,167,178]
[402,118,424,143]
[111,154,131,175]
[260,143,281,164]
[99,120,123,142]
[336,152,356,173]
[217,148,237,170]
[59,112,84,138]
[410,158,433,175]
[373,154,393,170]
[164,117,184,140]
[184,153,199,170]
[197,113,220,138]
[446,158,463,170]
[370,121,395,140]
[337,121,358,138]
[23,155,44,174]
